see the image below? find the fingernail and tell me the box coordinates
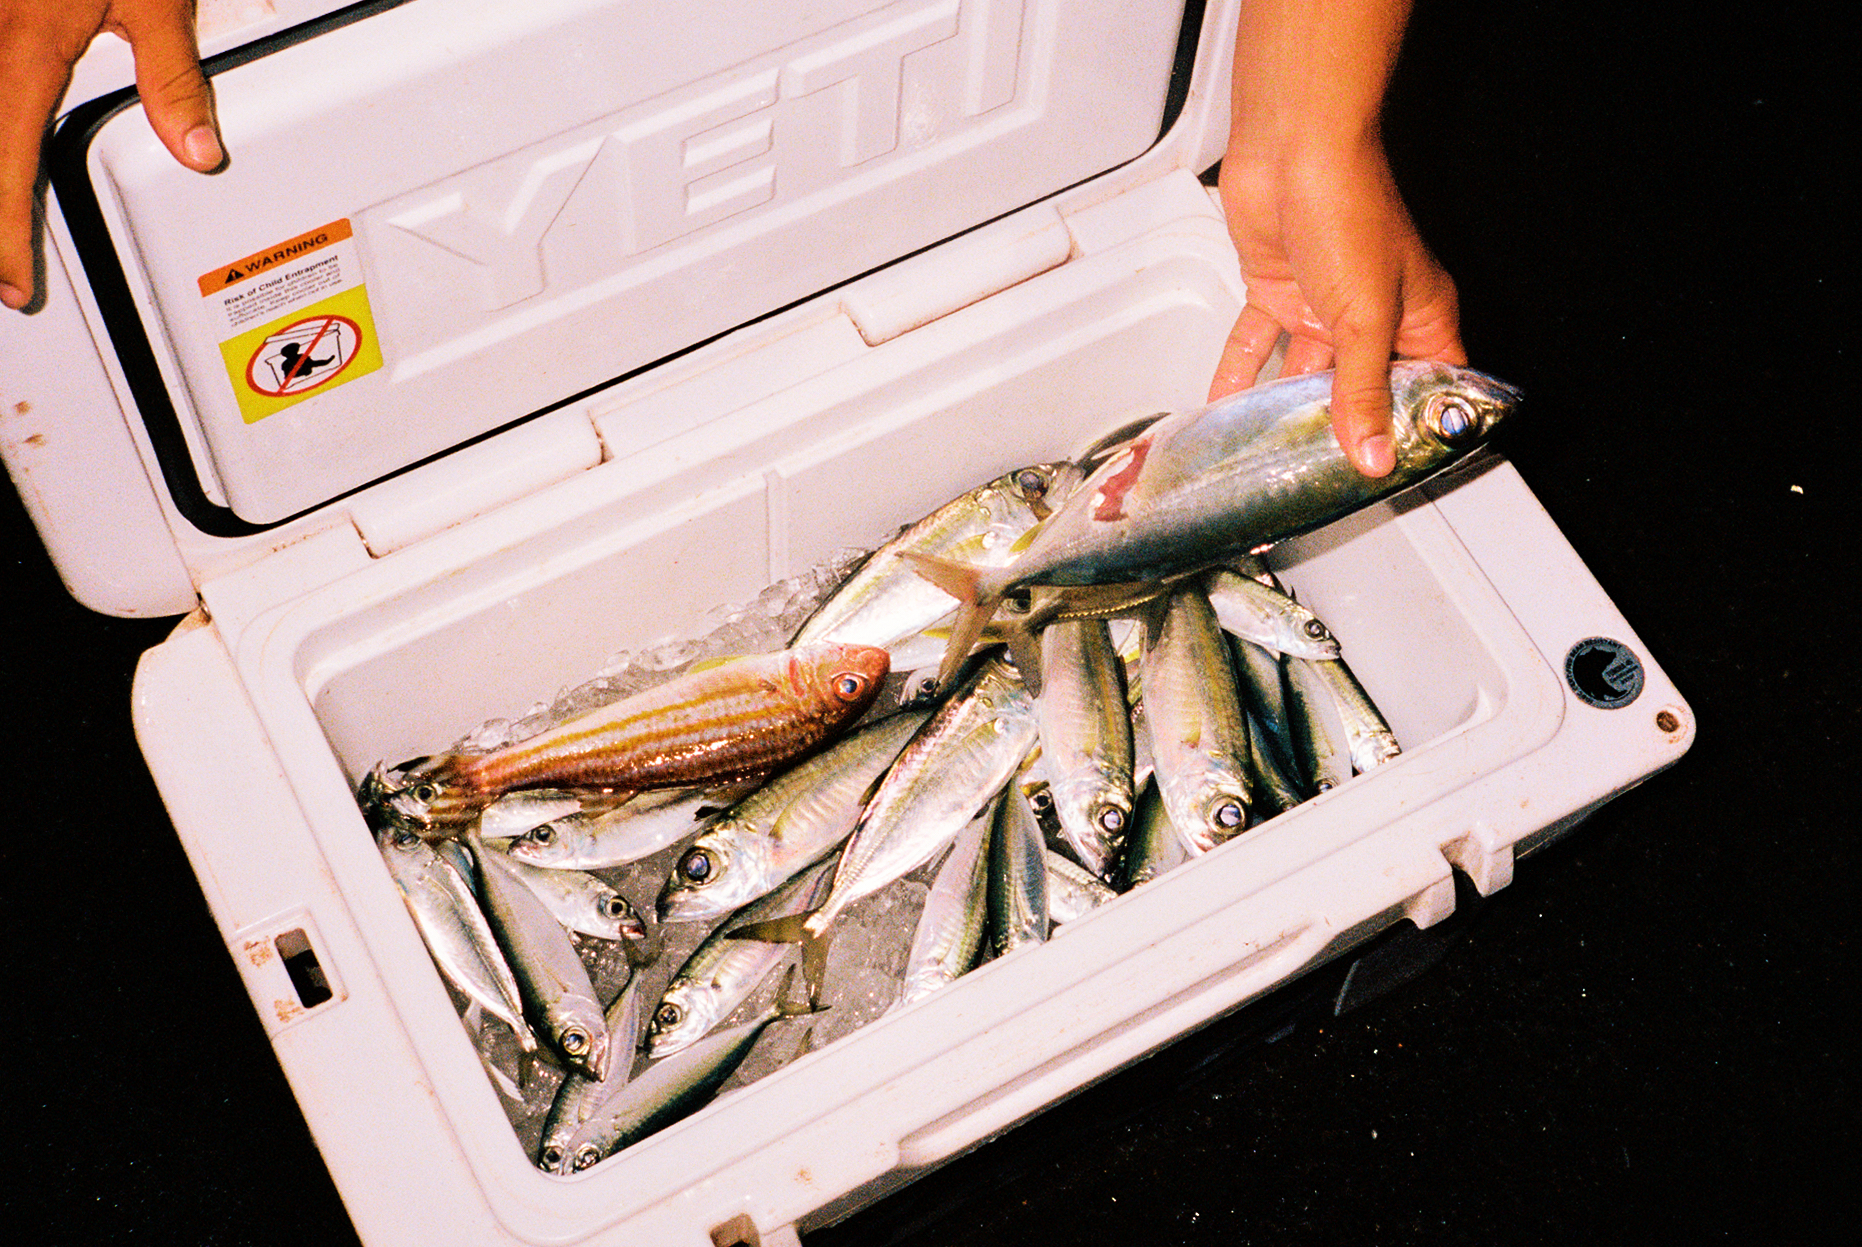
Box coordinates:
[0,282,27,310]
[1356,434,1395,477]
[184,126,224,169]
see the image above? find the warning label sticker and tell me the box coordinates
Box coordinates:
[201,220,382,423]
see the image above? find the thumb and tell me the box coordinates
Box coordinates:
[1329,326,1398,478]
[115,5,223,171]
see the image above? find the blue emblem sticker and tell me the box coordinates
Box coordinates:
[1565,637,1644,708]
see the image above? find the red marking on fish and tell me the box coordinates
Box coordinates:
[1090,435,1150,522]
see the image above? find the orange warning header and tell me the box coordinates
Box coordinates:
[198,219,353,296]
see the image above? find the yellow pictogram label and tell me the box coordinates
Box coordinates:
[219,285,383,423]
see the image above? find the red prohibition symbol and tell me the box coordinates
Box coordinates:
[246,314,362,398]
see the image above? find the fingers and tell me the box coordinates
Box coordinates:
[115,3,222,172]
[1207,303,1284,401]
[1279,333,1333,378]
[1392,261,1467,367]
[3,3,220,311]
[0,26,79,308]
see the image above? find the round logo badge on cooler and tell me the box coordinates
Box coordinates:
[1564,636,1644,708]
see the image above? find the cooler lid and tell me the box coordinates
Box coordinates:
[48,0,1203,534]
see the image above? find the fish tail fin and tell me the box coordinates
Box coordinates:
[733,923,837,1012]
[726,913,812,944]
[901,552,1006,694]
[729,911,838,1007]
[773,964,833,1020]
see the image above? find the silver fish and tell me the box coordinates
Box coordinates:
[1140,588,1253,852]
[478,789,614,843]
[506,785,748,871]
[1304,657,1402,774]
[537,976,642,1172]
[896,809,994,1008]
[1204,568,1341,661]
[1229,636,1296,779]
[1036,618,1134,877]
[1119,777,1188,891]
[803,656,1038,939]
[377,828,538,1056]
[1244,708,1307,819]
[1045,849,1119,923]
[988,778,1050,955]
[1285,656,1353,796]
[646,860,835,1060]
[469,830,611,1082]
[912,363,1519,690]
[558,975,818,1172]
[656,709,931,925]
[496,853,647,943]
[790,461,1081,665]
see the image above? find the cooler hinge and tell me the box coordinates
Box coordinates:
[838,167,1230,348]
[839,206,1074,346]
[196,519,374,640]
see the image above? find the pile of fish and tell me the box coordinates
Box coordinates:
[359,362,1518,1174]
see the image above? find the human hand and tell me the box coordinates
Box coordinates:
[1,0,221,310]
[1208,136,1465,478]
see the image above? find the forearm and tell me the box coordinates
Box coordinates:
[1227,0,1412,166]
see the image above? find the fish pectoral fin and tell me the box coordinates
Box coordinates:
[1002,623,1044,696]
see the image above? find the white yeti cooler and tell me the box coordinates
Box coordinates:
[0,1,1693,1243]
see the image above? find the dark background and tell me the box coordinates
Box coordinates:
[3,2,1850,1243]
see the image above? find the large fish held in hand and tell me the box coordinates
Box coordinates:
[910,363,1519,690]
[361,642,890,838]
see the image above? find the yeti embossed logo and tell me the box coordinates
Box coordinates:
[377,0,1022,311]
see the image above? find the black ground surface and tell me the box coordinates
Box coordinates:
[3,3,1850,1244]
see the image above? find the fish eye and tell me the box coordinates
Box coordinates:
[539,1145,564,1170]
[1014,467,1050,498]
[1425,394,1480,445]
[602,896,630,919]
[678,848,715,884]
[1212,800,1245,829]
[654,1002,683,1030]
[833,672,868,700]
[560,1027,589,1055]
[1029,789,1053,812]
[1303,619,1330,640]
[527,824,556,846]
[571,1146,601,1172]
[1095,804,1127,833]
[409,782,438,805]
[1003,589,1032,615]
[392,829,421,848]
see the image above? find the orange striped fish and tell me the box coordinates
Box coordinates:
[363,643,889,837]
